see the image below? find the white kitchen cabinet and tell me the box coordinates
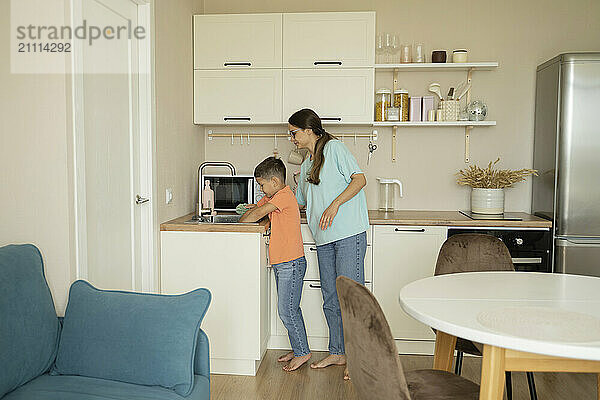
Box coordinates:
[283,68,374,123]
[193,69,282,124]
[283,12,375,68]
[160,231,270,376]
[193,14,282,69]
[271,273,372,350]
[372,225,447,342]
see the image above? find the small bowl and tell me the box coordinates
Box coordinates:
[431,50,447,63]
[452,49,468,63]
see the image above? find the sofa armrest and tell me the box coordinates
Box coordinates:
[194,329,210,379]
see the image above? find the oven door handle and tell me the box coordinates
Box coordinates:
[511,257,543,264]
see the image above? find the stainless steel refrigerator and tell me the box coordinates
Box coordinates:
[532,53,600,276]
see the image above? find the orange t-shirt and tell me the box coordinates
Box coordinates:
[257,185,304,265]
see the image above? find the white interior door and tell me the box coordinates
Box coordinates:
[72,0,153,291]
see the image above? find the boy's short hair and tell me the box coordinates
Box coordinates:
[254,157,286,182]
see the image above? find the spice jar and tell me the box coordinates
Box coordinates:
[394,89,409,121]
[375,88,392,122]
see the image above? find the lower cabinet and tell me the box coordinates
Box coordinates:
[160,231,270,376]
[372,225,447,343]
[270,272,373,349]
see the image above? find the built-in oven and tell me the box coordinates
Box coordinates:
[447,228,552,273]
[200,174,257,212]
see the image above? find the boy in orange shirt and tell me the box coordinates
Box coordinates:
[239,157,311,371]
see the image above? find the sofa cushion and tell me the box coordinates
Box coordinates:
[52,281,211,397]
[2,373,209,400]
[0,244,59,398]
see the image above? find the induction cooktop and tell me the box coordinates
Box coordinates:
[459,210,523,221]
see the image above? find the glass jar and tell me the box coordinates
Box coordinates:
[394,89,409,121]
[375,88,392,122]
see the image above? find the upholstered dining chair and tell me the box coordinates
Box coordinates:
[435,233,538,400]
[336,276,480,400]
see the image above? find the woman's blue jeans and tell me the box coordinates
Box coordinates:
[316,231,367,355]
[273,256,310,357]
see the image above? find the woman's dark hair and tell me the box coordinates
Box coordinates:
[288,108,335,185]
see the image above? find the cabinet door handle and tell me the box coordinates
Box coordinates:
[224,62,251,67]
[309,283,322,289]
[224,117,251,121]
[321,117,342,122]
[309,247,317,251]
[314,61,342,66]
[394,228,426,233]
[512,257,543,264]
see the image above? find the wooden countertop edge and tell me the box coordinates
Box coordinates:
[161,211,552,232]
[160,213,269,233]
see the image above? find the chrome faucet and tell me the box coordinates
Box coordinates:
[197,162,236,217]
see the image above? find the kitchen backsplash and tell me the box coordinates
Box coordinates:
[202,126,534,212]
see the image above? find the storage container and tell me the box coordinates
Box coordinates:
[421,96,434,122]
[375,88,392,122]
[394,89,409,122]
[409,96,422,122]
[441,99,459,121]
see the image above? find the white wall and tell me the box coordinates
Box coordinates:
[201,0,600,212]
[0,0,73,313]
[155,0,205,223]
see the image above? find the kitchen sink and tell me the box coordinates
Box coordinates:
[184,214,256,224]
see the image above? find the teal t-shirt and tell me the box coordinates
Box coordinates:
[296,140,369,246]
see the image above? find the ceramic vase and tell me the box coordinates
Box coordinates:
[471,188,504,214]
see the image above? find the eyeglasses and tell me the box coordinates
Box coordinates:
[288,128,302,138]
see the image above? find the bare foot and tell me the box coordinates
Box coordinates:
[283,353,311,372]
[310,354,346,369]
[277,351,294,363]
[344,367,350,381]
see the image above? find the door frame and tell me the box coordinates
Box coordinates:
[70,0,157,292]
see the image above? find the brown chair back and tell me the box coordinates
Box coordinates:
[336,276,412,400]
[435,233,514,276]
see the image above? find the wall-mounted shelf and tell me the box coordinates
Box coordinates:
[375,62,498,72]
[373,121,496,127]
[201,121,375,126]
[378,61,499,163]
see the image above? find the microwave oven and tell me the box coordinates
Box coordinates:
[200,174,259,212]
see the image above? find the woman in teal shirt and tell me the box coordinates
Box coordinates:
[288,109,369,376]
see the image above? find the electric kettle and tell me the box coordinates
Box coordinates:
[377,178,403,211]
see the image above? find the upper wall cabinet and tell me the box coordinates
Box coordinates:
[283,68,374,123]
[194,69,282,124]
[193,14,282,69]
[283,12,375,68]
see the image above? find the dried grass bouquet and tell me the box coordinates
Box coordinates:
[457,158,538,189]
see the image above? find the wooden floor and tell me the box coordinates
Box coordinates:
[210,350,598,400]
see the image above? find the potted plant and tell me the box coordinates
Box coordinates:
[457,158,538,214]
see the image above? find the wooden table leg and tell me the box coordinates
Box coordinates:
[433,330,457,372]
[597,373,600,400]
[480,344,506,400]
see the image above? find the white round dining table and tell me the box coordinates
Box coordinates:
[399,271,600,400]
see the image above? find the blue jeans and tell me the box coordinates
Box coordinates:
[273,256,310,357]
[316,231,367,355]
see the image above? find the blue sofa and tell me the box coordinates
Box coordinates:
[0,244,210,400]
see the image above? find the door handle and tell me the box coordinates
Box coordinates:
[321,117,342,122]
[135,195,149,205]
[394,228,425,233]
[309,247,317,251]
[511,257,543,264]
[314,61,342,66]
[308,283,322,289]
[224,62,251,67]
[224,117,251,121]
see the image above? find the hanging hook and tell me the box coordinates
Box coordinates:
[273,132,278,158]
[240,134,243,145]
[231,133,234,145]
[354,132,357,145]
[208,130,213,141]
[247,133,250,145]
